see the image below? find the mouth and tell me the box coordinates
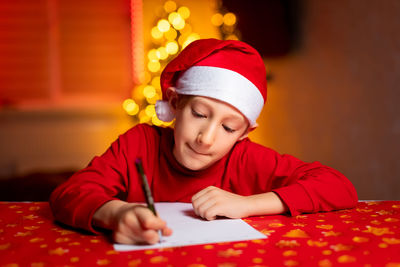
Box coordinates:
[186,144,210,156]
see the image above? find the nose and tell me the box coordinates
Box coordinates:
[197,123,217,146]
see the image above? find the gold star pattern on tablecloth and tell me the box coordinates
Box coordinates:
[1,201,400,266]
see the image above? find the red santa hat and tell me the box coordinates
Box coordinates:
[155,38,267,126]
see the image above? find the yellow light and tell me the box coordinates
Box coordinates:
[223,12,236,26]
[164,0,176,13]
[145,105,156,117]
[166,41,179,54]
[163,120,174,127]
[122,99,139,115]
[147,60,160,72]
[143,85,156,99]
[151,76,161,90]
[147,49,158,61]
[164,27,177,41]
[169,12,185,30]
[139,110,151,123]
[211,13,223,26]
[157,19,170,33]
[146,93,160,104]
[168,12,179,24]
[151,26,163,39]
[182,33,200,49]
[152,115,163,126]
[173,18,185,30]
[177,6,190,19]
[156,47,168,60]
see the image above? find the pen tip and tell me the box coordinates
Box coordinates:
[135,158,141,165]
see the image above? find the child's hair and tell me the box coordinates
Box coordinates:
[155,38,267,127]
[175,94,192,110]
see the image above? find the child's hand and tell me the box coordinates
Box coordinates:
[93,200,172,245]
[191,186,250,220]
[112,204,172,244]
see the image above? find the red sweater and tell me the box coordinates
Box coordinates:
[50,124,358,233]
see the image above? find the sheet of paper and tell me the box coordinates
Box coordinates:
[114,202,267,251]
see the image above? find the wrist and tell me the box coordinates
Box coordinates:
[93,200,132,230]
[244,192,287,217]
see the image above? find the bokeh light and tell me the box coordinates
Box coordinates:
[166,41,179,54]
[177,6,190,19]
[223,12,236,26]
[147,60,160,72]
[211,13,223,26]
[157,19,170,32]
[151,26,163,39]
[164,0,177,13]
[128,2,238,126]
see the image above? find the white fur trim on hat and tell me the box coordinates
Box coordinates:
[155,66,264,125]
[179,66,263,126]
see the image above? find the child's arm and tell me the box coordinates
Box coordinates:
[92,200,172,244]
[191,140,358,220]
[192,186,287,220]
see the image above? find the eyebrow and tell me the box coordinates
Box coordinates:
[192,98,245,122]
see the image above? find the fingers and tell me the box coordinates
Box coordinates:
[192,186,222,220]
[114,205,172,245]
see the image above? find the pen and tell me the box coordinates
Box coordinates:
[135,158,162,243]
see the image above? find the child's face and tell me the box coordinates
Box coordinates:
[173,96,250,171]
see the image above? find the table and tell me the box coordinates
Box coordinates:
[1,201,400,266]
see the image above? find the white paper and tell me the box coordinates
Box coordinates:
[114,202,267,251]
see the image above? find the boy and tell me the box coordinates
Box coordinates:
[50,39,358,245]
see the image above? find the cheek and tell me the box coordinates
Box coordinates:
[215,134,240,154]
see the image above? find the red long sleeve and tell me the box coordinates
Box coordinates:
[50,124,358,232]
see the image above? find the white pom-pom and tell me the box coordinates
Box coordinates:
[155,100,175,122]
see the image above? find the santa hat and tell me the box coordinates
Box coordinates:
[155,38,267,126]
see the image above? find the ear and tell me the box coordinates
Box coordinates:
[238,122,258,141]
[166,87,179,111]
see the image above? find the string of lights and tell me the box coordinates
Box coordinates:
[123,0,239,126]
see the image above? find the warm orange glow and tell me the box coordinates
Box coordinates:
[180,24,192,35]
[223,12,236,26]
[225,34,239,40]
[131,0,145,85]
[211,13,223,26]
[151,76,161,90]
[164,0,177,13]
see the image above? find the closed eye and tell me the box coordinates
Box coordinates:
[222,125,235,133]
[191,109,206,118]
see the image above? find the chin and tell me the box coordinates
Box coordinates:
[180,157,210,171]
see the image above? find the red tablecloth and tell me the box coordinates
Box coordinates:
[1,201,400,266]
